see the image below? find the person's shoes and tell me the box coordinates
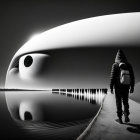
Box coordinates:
[118,117,123,124]
[125,116,130,123]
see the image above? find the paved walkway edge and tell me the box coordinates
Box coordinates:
[76,94,107,140]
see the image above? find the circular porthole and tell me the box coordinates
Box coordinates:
[24,55,33,67]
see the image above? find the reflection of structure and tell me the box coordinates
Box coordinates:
[52,88,107,105]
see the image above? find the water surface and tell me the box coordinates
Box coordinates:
[0,89,106,140]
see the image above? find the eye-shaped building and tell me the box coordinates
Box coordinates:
[5,13,140,122]
[5,12,140,89]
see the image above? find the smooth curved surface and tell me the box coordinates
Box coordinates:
[8,12,140,72]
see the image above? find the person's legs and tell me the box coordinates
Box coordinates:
[122,87,130,122]
[115,89,123,123]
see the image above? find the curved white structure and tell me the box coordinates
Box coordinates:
[5,12,140,89]
[5,12,140,121]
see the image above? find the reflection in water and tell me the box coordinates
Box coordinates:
[52,88,107,105]
[24,111,33,121]
[16,118,90,140]
[4,89,107,140]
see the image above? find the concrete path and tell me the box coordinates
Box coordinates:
[77,93,140,140]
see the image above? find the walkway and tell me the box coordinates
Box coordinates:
[77,93,140,140]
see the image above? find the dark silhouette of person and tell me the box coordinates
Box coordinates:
[110,49,135,124]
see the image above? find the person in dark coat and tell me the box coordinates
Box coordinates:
[110,49,135,124]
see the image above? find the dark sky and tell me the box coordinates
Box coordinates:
[0,0,140,87]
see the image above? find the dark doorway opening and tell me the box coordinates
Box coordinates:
[24,111,32,121]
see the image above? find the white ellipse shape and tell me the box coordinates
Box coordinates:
[7,12,140,72]
[19,101,43,121]
[19,53,50,80]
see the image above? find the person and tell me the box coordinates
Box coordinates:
[110,49,135,124]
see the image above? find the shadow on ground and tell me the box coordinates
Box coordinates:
[124,123,140,134]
